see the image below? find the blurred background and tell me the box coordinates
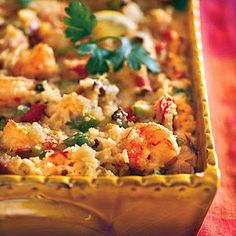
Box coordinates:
[199,0,236,235]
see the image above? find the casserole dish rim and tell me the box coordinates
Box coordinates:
[0,0,220,189]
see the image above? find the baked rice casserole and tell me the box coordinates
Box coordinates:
[0,0,198,177]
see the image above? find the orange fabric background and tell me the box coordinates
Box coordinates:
[198,0,236,235]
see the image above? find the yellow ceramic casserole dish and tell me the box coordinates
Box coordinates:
[0,0,220,235]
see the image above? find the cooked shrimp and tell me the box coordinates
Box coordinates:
[2,120,66,152]
[0,76,35,106]
[124,123,179,171]
[11,43,58,79]
[2,120,46,151]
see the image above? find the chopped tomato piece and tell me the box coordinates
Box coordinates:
[15,148,32,158]
[155,40,167,55]
[134,75,152,91]
[48,151,68,165]
[173,67,186,79]
[72,61,88,79]
[125,107,138,123]
[21,103,46,123]
[162,29,179,42]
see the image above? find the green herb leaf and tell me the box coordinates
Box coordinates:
[0,116,7,131]
[128,44,160,72]
[64,133,91,147]
[86,47,111,74]
[77,43,111,74]
[110,38,160,73]
[77,42,96,54]
[64,1,160,74]
[67,115,99,133]
[64,0,97,43]
[109,37,130,71]
[173,87,192,102]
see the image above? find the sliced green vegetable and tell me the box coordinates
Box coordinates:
[59,80,78,94]
[133,100,151,118]
[64,133,91,147]
[17,0,33,8]
[67,115,99,133]
[32,146,47,159]
[15,105,30,116]
[176,137,186,146]
[78,118,99,132]
[106,0,127,10]
[171,0,188,11]
[173,88,186,94]
[0,116,7,131]
[173,87,192,101]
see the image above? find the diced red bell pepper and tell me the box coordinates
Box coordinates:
[134,75,152,91]
[125,107,138,123]
[173,66,186,79]
[14,97,21,103]
[155,41,167,55]
[15,148,32,159]
[48,151,68,165]
[43,135,59,150]
[21,103,46,123]
[72,62,88,79]
[162,29,179,42]
[0,163,11,174]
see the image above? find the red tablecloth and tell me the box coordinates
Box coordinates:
[198,0,236,235]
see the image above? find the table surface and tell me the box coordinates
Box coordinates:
[199,0,236,235]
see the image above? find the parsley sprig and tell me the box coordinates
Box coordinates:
[64,1,97,43]
[64,0,160,74]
